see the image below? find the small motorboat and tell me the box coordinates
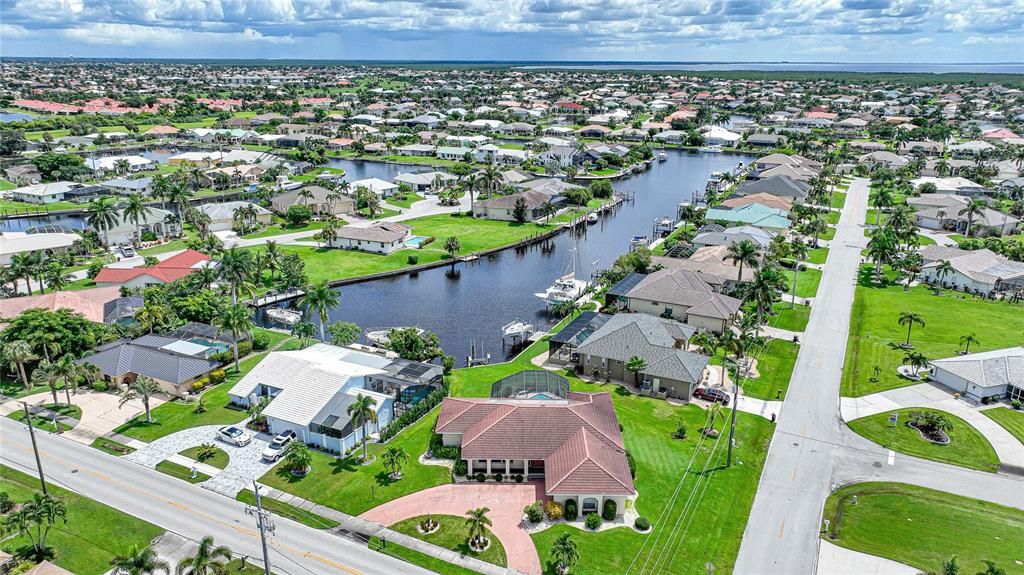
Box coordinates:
[586,212,599,224]
[502,320,536,344]
[366,327,424,347]
[657,152,668,161]
[699,145,723,153]
[630,234,649,247]
[265,307,302,326]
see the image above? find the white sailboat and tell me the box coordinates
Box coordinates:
[698,144,723,153]
[535,245,589,305]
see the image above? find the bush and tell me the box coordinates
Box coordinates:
[514,474,523,483]
[602,499,617,521]
[428,432,461,461]
[673,422,687,440]
[475,473,486,482]
[634,516,651,531]
[191,378,209,392]
[544,501,563,520]
[87,260,105,279]
[585,512,601,530]
[453,460,468,476]
[564,499,578,521]
[1013,400,1022,410]
[407,254,419,265]
[287,204,313,226]
[91,380,108,392]
[0,491,12,513]
[141,231,157,242]
[981,396,992,405]
[625,449,636,479]
[379,383,449,442]
[524,502,544,523]
[208,369,226,385]
[494,473,503,482]
[252,332,271,351]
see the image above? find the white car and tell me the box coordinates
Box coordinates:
[261,430,296,462]
[217,425,252,447]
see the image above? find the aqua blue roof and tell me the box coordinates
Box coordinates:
[705,203,792,229]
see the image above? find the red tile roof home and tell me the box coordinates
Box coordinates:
[436,392,635,496]
[0,286,123,327]
[94,250,211,286]
[143,125,180,135]
[554,101,585,110]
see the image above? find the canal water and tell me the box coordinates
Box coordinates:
[258,149,754,365]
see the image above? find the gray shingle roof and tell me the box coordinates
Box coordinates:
[79,338,221,384]
[576,314,708,383]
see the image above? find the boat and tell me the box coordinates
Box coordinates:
[265,307,302,326]
[502,320,536,344]
[630,234,649,247]
[657,152,668,161]
[535,245,589,305]
[586,212,599,224]
[366,327,424,347]
[699,145,723,153]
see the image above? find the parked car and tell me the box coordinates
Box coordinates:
[217,425,252,447]
[261,430,297,461]
[693,387,730,406]
[119,245,135,258]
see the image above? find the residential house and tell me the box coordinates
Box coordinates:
[473,189,564,222]
[920,248,1024,294]
[0,286,125,326]
[701,126,742,146]
[731,176,810,203]
[396,144,437,157]
[77,335,222,398]
[350,177,399,198]
[691,225,776,250]
[94,249,214,290]
[858,151,909,171]
[9,181,81,204]
[911,176,991,196]
[909,195,1019,236]
[436,146,474,162]
[744,133,787,148]
[654,246,756,288]
[0,231,80,265]
[197,201,273,232]
[328,222,411,254]
[705,203,792,232]
[101,207,179,246]
[898,141,944,156]
[271,185,354,216]
[100,177,155,196]
[393,171,456,192]
[84,155,156,175]
[4,164,41,185]
[576,125,612,139]
[928,347,1024,403]
[720,193,793,212]
[609,268,743,334]
[202,164,267,189]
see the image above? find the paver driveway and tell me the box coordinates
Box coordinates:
[360,482,546,575]
[0,389,163,445]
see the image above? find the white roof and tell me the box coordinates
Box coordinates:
[85,155,154,171]
[351,177,398,194]
[198,201,272,221]
[0,232,80,257]
[931,347,1024,389]
[229,343,391,427]
[160,340,210,356]
[9,181,79,198]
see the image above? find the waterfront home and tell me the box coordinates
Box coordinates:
[652,130,685,144]
[744,133,787,148]
[202,164,267,189]
[350,177,399,198]
[197,201,273,232]
[730,175,810,203]
[395,144,437,157]
[576,125,612,138]
[0,231,80,266]
[229,343,440,454]
[920,249,1024,294]
[84,155,156,175]
[536,145,579,167]
[100,177,155,196]
[501,122,536,136]
[607,268,743,334]
[99,207,179,246]
[436,385,635,516]
[142,125,181,138]
[752,153,822,175]
[436,146,474,162]
[0,286,130,327]
[654,247,757,288]
[705,203,792,233]
[393,171,456,192]
[271,185,355,217]
[94,249,213,289]
[701,126,742,146]
[720,193,793,212]
[574,313,710,401]
[77,334,223,398]
[691,224,776,250]
[928,347,1024,403]
[8,181,81,204]
[4,164,41,185]
[472,189,564,222]
[327,221,411,254]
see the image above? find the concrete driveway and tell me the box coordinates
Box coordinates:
[0,389,164,445]
[360,482,545,575]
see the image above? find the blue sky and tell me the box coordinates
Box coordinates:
[1,0,1022,62]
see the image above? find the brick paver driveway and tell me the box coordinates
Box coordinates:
[360,482,546,575]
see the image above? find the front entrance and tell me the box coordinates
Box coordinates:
[582,497,599,514]
[528,459,545,477]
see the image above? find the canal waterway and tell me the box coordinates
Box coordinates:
[257,149,754,365]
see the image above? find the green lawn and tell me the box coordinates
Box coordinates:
[769,302,810,332]
[156,460,210,483]
[916,234,936,246]
[138,239,190,256]
[235,489,339,529]
[179,445,230,469]
[743,339,800,401]
[7,403,81,432]
[241,221,325,239]
[982,407,1024,446]
[830,192,847,209]
[823,482,1024,575]
[387,192,425,209]
[780,267,822,298]
[0,198,83,212]
[0,179,15,191]
[257,410,451,516]
[825,210,841,225]
[390,515,507,567]
[805,247,829,265]
[368,536,481,575]
[841,266,1024,397]
[90,437,136,456]
[847,408,1000,472]
[0,465,164,575]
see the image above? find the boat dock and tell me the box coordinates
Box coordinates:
[252,288,305,307]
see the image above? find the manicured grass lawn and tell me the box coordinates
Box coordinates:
[982,407,1024,446]
[830,192,847,209]
[368,536,481,575]
[743,338,800,401]
[841,265,1024,397]
[235,489,339,529]
[409,213,555,253]
[917,234,936,246]
[817,226,836,241]
[248,244,447,285]
[805,247,829,265]
[825,210,840,225]
[90,437,136,456]
[392,515,507,567]
[847,408,999,472]
[241,220,325,239]
[0,465,164,575]
[769,302,810,332]
[387,192,424,209]
[258,410,451,516]
[780,267,822,298]
[7,403,81,432]
[0,198,83,212]
[179,445,230,469]
[156,460,210,483]
[0,179,15,191]
[359,206,401,219]
[138,239,189,256]
[822,482,1024,575]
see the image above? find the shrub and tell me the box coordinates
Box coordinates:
[252,332,271,351]
[544,501,563,520]
[634,516,651,531]
[981,396,992,405]
[87,260,105,279]
[524,502,544,523]
[453,460,468,476]
[428,432,461,460]
[141,231,157,242]
[673,422,687,440]
[564,499,578,521]
[208,369,226,385]
[475,473,486,482]
[625,449,636,478]
[287,204,313,226]
[0,491,12,513]
[407,255,419,265]
[585,512,601,530]
[494,473,503,483]
[1013,400,1022,410]
[191,378,208,392]
[514,474,524,483]
[602,499,617,521]
[379,383,450,442]
[91,380,108,392]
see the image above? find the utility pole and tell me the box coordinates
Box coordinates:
[245,481,274,575]
[22,403,48,495]
[727,347,748,468]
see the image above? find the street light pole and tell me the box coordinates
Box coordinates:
[246,481,274,575]
[22,402,48,495]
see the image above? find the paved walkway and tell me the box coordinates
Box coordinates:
[840,383,1024,470]
[760,325,804,340]
[917,229,959,247]
[360,482,545,575]
[0,390,162,445]
[817,541,918,575]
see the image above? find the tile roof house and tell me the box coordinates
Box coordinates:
[731,176,811,203]
[928,347,1024,402]
[574,313,710,400]
[610,268,742,334]
[77,335,222,398]
[0,286,124,328]
[653,246,757,288]
[436,390,635,516]
[920,248,1024,294]
[327,222,411,254]
[472,189,565,222]
[94,249,214,289]
[705,203,792,232]
[271,185,355,217]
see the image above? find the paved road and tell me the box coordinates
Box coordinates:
[0,416,434,575]
[734,178,1024,574]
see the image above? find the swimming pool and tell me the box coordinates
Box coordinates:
[405,235,431,248]
[189,338,230,355]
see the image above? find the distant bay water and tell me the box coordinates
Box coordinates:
[516,62,1024,74]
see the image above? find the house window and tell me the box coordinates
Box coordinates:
[582,497,599,514]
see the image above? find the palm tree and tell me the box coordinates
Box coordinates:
[123,194,153,246]
[87,196,121,247]
[134,301,168,334]
[1,340,37,389]
[217,247,253,304]
[51,355,80,405]
[550,532,579,574]
[28,331,61,363]
[803,214,829,247]
[9,253,36,295]
[298,188,314,206]
[464,507,493,548]
[382,446,409,479]
[282,441,312,475]
[3,493,67,558]
[941,554,960,575]
[897,311,925,347]
[959,333,979,354]
[625,356,648,387]
[43,262,73,292]
[444,236,462,271]
[746,264,786,324]
[216,304,255,373]
[541,201,558,223]
[867,228,899,279]
[175,536,232,575]
[347,393,378,462]
[902,350,928,377]
[291,321,317,348]
[958,198,988,237]
[264,241,282,279]
[110,544,171,575]
[726,239,760,283]
[119,376,162,424]
[871,186,895,226]
[31,360,62,404]
[299,281,340,341]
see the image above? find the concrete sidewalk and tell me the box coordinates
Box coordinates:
[817,541,918,575]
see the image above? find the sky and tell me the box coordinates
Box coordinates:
[1,0,1022,63]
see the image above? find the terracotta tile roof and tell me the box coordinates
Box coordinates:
[94,250,211,285]
[0,286,122,326]
[545,428,635,495]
